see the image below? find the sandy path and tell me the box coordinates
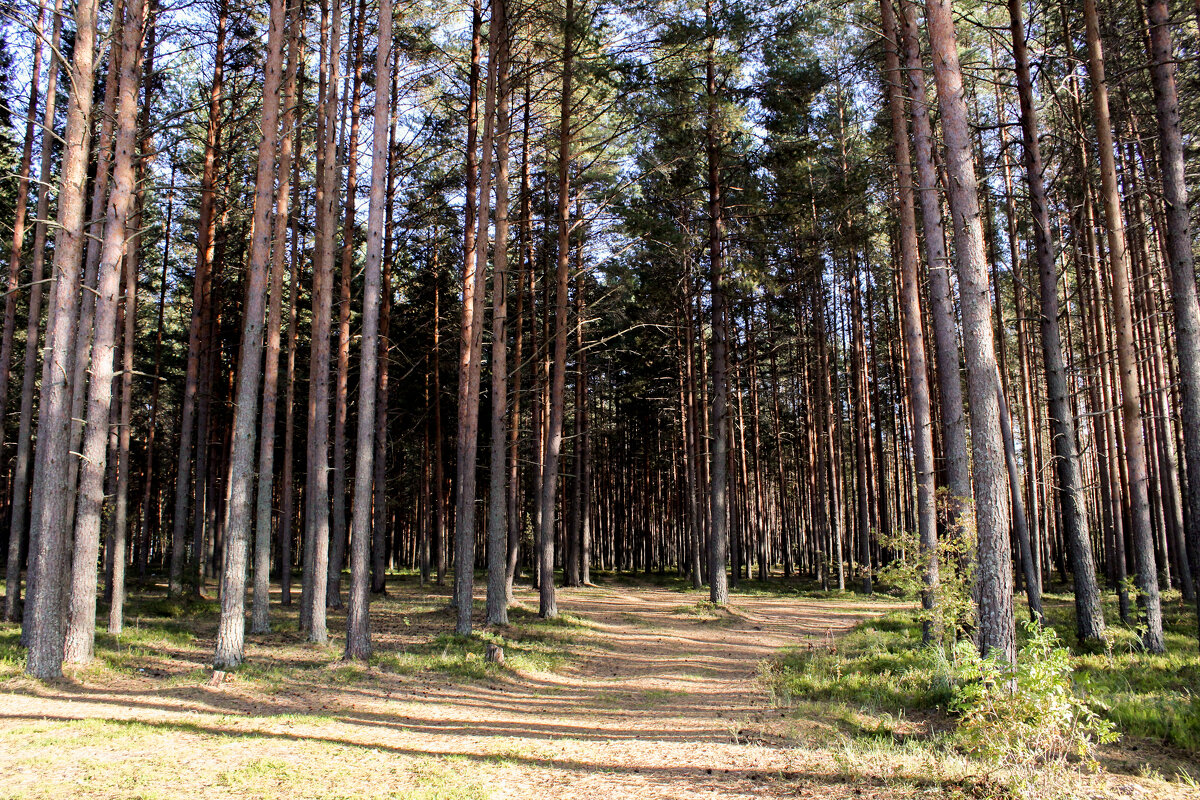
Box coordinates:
[0,586,895,798]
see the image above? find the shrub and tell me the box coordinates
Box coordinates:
[950,622,1118,768]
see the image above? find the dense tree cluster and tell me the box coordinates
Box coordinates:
[1,0,1199,678]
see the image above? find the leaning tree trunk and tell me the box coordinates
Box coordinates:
[211,0,288,673]
[898,0,972,522]
[1007,0,1104,642]
[1146,0,1200,643]
[925,0,1016,664]
[1083,0,1164,653]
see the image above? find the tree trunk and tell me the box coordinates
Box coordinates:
[2,0,45,621]
[1146,0,1200,641]
[486,0,512,626]
[897,0,972,517]
[345,0,392,660]
[250,0,301,635]
[454,0,488,634]
[1082,0,1164,653]
[25,0,99,678]
[539,0,576,619]
[63,0,146,664]
[881,0,939,643]
[171,0,227,595]
[925,0,1015,663]
[302,0,341,644]
[706,0,729,607]
[1007,0,1103,640]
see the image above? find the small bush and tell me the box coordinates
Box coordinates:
[950,622,1118,767]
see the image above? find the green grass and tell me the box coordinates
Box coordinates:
[762,589,1200,756]
[763,610,956,715]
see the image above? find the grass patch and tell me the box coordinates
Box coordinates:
[762,591,1200,760]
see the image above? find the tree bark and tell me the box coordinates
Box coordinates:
[63,0,146,664]
[1082,0,1164,653]
[24,0,99,678]
[171,0,227,595]
[2,0,45,621]
[346,0,392,660]
[925,0,1015,663]
[881,0,939,642]
[1146,0,1200,641]
[486,0,512,626]
[1007,0,1103,640]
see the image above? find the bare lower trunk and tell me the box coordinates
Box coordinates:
[486,0,512,626]
[25,0,99,679]
[63,0,145,664]
[1083,0,1163,653]
[2,0,45,622]
[1008,0,1102,640]
[1146,0,1200,643]
[880,0,939,643]
[926,0,1015,663]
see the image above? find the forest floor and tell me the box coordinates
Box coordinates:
[0,576,1195,799]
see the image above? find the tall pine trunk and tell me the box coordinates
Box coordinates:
[1082,0,1164,653]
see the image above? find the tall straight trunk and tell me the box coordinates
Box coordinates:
[925,0,1015,663]
[578,278,592,586]
[65,8,124,538]
[329,0,367,608]
[2,0,45,621]
[897,0,972,515]
[1007,0,1103,640]
[539,0,576,619]
[171,0,227,594]
[24,0,98,678]
[303,0,341,644]
[486,0,512,626]
[110,15,156,631]
[138,162,175,579]
[9,0,63,629]
[345,0,392,660]
[705,0,729,606]
[881,0,939,643]
[372,62,399,595]
[280,122,304,606]
[1146,0,1200,639]
[250,0,300,635]
[1082,0,1164,653]
[454,0,487,634]
[505,81,532,600]
[63,0,145,664]
[211,0,286,669]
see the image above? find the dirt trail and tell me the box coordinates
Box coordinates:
[1,585,898,799]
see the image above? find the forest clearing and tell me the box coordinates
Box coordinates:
[5,0,1200,795]
[2,578,1199,799]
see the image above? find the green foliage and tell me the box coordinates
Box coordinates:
[950,622,1117,767]
[877,490,977,642]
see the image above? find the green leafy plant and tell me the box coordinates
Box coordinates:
[950,621,1118,768]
